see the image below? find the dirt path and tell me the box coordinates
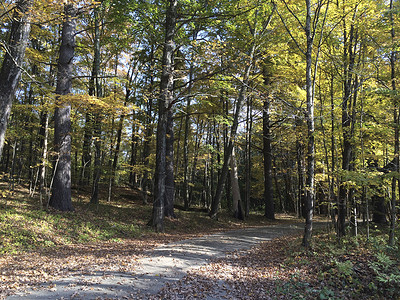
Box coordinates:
[7,223,312,299]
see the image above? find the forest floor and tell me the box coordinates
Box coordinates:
[0,183,399,299]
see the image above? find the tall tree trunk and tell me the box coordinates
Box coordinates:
[90,3,103,205]
[296,117,306,218]
[39,113,49,207]
[49,2,76,211]
[189,118,204,206]
[231,148,244,220]
[141,45,155,203]
[389,0,397,246]
[165,109,175,218]
[302,0,315,247]
[80,113,92,186]
[91,116,101,204]
[151,0,177,232]
[0,0,33,159]
[330,70,337,228]
[209,38,256,219]
[182,65,193,210]
[263,97,274,219]
[129,111,138,186]
[338,5,358,237]
[245,96,253,217]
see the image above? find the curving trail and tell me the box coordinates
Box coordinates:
[7,223,320,299]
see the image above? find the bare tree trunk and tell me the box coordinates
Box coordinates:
[302,0,315,247]
[245,97,253,217]
[230,148,244,220]
[141,45,155,202]
[209,38,256,219]
[389,0,397,246]
[90,3,103,205]
[80,113,92,186]
[151,0,177,232]
[0,0,33,159]
[39,113,49,207]
[338,6,358,237]
[49,2,76,211]
[263,95,275,220]
[129,111,138,187]
[182,57,194,210]
[165,109,176,218]
[188,118,204,206]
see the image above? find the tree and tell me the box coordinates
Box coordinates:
[151,0,177,231]
[49,2,77,211]
[209,5,258,219]
[388,0,397,246]
[89,2,103,205]
[0,0,33,159]
[275,0,330,246]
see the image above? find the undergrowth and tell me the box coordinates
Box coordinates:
[281,227,400,299]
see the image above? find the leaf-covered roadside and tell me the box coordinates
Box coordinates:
[158,231,400,300]
[0,184,283,298]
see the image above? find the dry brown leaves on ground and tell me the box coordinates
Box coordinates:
[158,235,379,300]
[0,239,158,298]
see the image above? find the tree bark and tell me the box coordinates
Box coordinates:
[230,148,244,220]
[245,96,253,217]
[338,6,358,237]
[49,3,76,212]
[209,39,256,219]
[389,0,397,246]
[165,109,176,218]
[302,0,315,247]
[151,0,177,232]
[38,113,49,207]
[141,45,155,203]
[90,3,103,205]
[0,0,33,159]
[80,113,92,186]
[263,97,275,219]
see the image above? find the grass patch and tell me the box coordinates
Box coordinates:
[0,185,150,254]
[0,183,288,255]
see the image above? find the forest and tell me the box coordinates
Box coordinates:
[1,0,400,298]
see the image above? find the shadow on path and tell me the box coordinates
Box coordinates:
[7,222,327,299]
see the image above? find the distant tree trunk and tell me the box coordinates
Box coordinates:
[182,66,193,210]
[0,0,33,159]
[49,3,76,212]
[330,70,337,228]
[231,148,244,220]
[80,113,92,186]
[245,97,253,217]
[189,118,204,206]
[165,109,176,218]
[39,113,49,207]
[389,0,397,246]
[296,118,306,218]
[107,117,115,202]
[91,116,102,204]
[129,111,138,186]
[90,4,103,205]
[263,97,275,219]
[302,0,315,247]
[108,57,125,200]
[338,7,358,237]
[151,0,177,232]
[141,45,155,203]
[209,37,256,219]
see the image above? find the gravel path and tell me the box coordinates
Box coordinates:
[7,223,313,299]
